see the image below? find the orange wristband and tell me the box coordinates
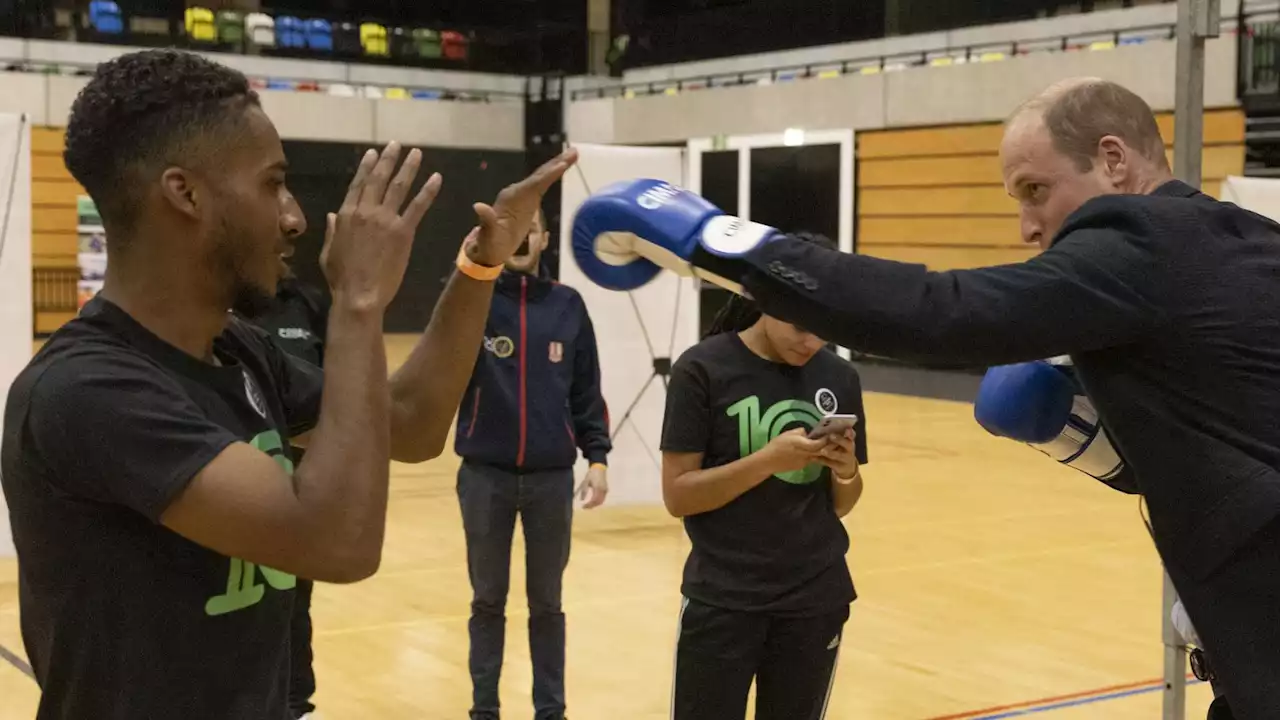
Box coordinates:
[456,244,502,281]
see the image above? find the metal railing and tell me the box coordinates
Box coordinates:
[31,266,79,319]
[571,20,1244,102]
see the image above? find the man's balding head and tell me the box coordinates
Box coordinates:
[1014,77,1170,172]
[1001,78,1174,249]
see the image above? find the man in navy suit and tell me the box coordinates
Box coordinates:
[719,78,1280,719]
[454,209,611,720]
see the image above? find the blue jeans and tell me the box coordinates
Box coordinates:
[457,461,574,720]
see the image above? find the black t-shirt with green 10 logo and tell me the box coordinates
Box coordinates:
[0,297,322,720]
[660,332,867,616]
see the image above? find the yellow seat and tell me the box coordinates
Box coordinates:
[385,87,408,100]
[360,22,389,56]
[184,7,216,43]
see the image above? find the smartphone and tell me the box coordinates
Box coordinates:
[807,414,858,440]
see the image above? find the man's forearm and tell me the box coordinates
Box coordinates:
[388,269,496,462]
[666,453,778,518]
[291,302,392,577]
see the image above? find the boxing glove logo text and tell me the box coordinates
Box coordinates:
[637,183,683,210]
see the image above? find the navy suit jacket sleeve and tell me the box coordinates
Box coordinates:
[571,301,611,465]
[739,200,1174,366]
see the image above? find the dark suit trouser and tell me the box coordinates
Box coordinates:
[1166,516,1280,720]
[457,461,575,720]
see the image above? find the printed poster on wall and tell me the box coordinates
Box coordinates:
[76,196,106,310]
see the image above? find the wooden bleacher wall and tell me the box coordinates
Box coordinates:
[31,127,82,336]
[856,108,1246,270]
[26,111,1248,336]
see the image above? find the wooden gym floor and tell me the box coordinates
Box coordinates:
[0,335,1215,718]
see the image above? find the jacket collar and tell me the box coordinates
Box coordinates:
[1051,179,1203,248]
[496,264,555,301]
[1151,179,1201,199]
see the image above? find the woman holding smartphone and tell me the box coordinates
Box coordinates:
[660,234,868,720]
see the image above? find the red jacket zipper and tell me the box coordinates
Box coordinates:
[465,386,482,439]
[517,275,528,467]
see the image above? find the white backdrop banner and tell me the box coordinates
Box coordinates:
[0,113,33,557]
[560,143,694,506]
[1220,175,1280,222]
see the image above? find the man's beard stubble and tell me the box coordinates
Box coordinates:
[211,216,277,320]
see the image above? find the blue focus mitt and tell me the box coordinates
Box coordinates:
[975,359,1137,494]
[569,179,783,293]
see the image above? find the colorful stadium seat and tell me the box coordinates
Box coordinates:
[411,89,442,100]
[276,16,305,49]
[390,27,414,59]
[412,28,442,59]
[185,7,216,43]
[360,22,390,57]
[88,1,124,35]
[442,30,467,60]
[305,19,333,52]
[327,83,357,97]
[246,13,275,48]
[217,11,245,47]
[385,87,408,100]
[333,22,362,56]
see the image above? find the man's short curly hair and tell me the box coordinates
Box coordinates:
[64,49,260,233]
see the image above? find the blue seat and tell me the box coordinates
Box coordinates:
[305,19,332,52]
[411,89,442,100]
[276,16,305,49]
[88,1,124,34]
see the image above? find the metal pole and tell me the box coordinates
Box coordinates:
[1162,571,1187,720]
[1167,5,1219,717]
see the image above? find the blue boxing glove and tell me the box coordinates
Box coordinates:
[570,179,781,292]
[975,358,1137,494]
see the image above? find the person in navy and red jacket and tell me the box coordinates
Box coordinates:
[454,207,610,720]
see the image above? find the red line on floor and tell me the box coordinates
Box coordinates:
[923,674,1196,720]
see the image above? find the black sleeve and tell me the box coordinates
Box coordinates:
[740,203,1171,367]
[848,368,869,466]
[26,353,240,522]
[660,353,712,454]
[264,340,323,438]
[570,301,612,465]
[246,325,324,438]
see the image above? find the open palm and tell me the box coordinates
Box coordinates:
[467,148,579,267]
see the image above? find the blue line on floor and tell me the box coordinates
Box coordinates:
[972,679,1206,719]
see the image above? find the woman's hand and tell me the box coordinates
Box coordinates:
[759,428,829,476]
[818,430,860,484]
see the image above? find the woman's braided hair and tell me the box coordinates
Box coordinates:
[704,231,837,338]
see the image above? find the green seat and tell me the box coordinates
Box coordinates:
[412,28,441,59]
[217,11,244,46]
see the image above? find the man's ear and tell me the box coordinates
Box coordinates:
[160,167,201,220]
[538,230,551,252]
[1097,135,1130,190]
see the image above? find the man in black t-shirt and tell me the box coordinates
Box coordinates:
[0,49,576,720]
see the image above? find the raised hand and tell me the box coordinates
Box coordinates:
[466,148,579,267]
[321,142,443,310]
